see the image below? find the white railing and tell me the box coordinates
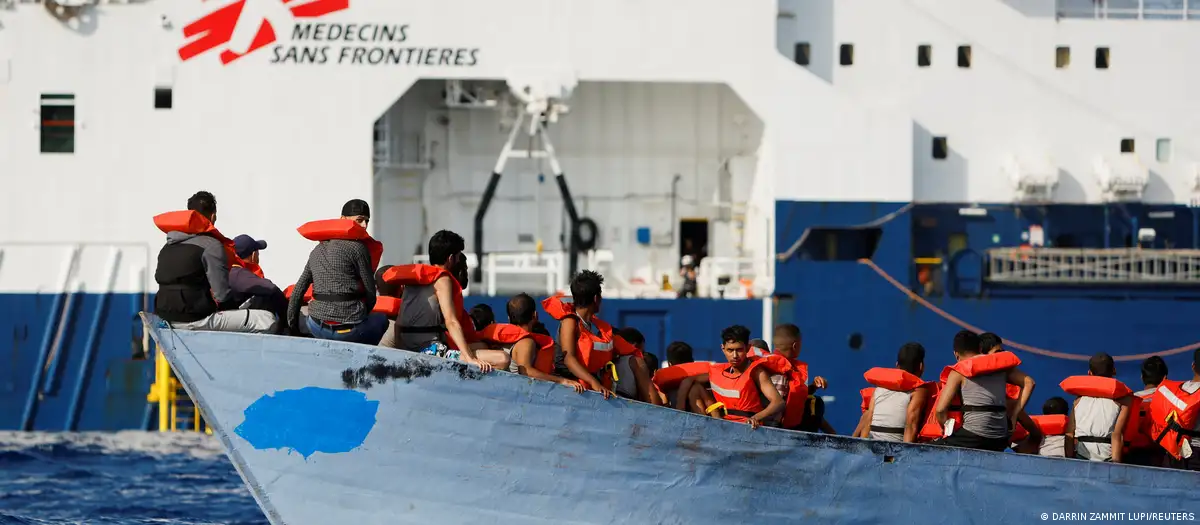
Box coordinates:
[697,257,773,299]
[986,248,1200,284]
[1057,0,1200,19]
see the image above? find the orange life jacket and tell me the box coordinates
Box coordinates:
[382,264,478,347]
[918,351,1021,440]
[778,358,811,430]
[293,219,385,304]
[1130,387,1158,450]
[652,362,712,391]
[1030,414,1068,436]
[283,284,315,303]
[153,210,241,269]
[373,295,401,319]
[707,354,793,422]
[861,367,931,438]
[541,294,640,388]
[749,347,770,358]
[1061,375,1141,450]
[479,323,555,374]
[1147,379,1200,460]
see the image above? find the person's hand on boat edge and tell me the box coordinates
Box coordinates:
[559,378,586,394]
[462,356,493,373]
[746,417,762,429]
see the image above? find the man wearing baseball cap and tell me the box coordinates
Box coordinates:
[229,233,287,330]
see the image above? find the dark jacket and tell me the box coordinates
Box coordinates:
[229,266,288,322]
[153,231,234,323]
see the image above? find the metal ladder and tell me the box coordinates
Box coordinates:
[146,350,210,433]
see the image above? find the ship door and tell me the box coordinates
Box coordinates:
[680,219,709,266]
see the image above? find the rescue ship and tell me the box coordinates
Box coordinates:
[3,0,1200,439]
[145,312,1200,525]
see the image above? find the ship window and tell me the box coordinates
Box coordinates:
[39,93,75,154]
[154,87,172,109]
[932,136,948,159]
[1055,46,1070,68]
[1156,138,1171,162]
[1095,47,1110,69]
[957,46,972,68]
[917,44,932,67]
[839,44,854,66]
[794,42,811,66]
[1120,138,1135,153]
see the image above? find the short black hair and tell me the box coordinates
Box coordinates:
[469,304,494,331]
[506,293,536,326]
[569,270,604,308]
[953,330,981,355]
[530,321,551,337]
[1141,356,1168,387]
[187,191,217,220]
[665,341,694,364]
[897,342,925,375]
[1043,396,1069,415]
[774,323,801,341]
[428,230,465,266]
[749,338,769,350]
[643,352,660,375]
[375,265,401,297]
[978,332,1003,353]
[721,325,751,346]
[1089,352,1115,378]
[452,257,469,288]
[618,327,645,347]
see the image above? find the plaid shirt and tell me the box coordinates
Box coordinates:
[287,239,377,328]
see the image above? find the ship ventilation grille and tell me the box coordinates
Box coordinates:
[1004,155,1058,202]
[1094,154,1148,202]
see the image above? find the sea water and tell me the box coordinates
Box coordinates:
[0,432,266,525]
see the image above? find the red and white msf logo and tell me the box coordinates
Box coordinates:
[178,0,349,64]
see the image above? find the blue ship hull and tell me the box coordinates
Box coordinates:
[145,314,1200,525]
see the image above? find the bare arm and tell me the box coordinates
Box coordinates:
[512,338,579,391]
[1006,368,1036,420]
[856,393,877,438]
[675,377,697,411]
[750,368,785,428]
[559,318,606,394]
[936,371,964,426]
[629,356,659,405]
[905,385,931,443]
[1112,397,1131,463]
[434,276,488,372]
[1066,398,1078,458]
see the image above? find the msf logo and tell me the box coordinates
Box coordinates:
[178,0,348,65]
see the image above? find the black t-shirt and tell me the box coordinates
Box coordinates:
[794,395,826,433]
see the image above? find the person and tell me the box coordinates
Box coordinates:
[980,331,1041,448]
[855,342,932,443]
[933,330,1035,452]
[1146,349,1200,471]
[748,338,771,358]
[286,199,389,345]
[384,230,506,372]
[228,234,287,326]
[1026,397,1070,458]
[612,327,648,400]
[770,324,829,431]
[655,342,708,412]
[694,325,788,429]
[545,270,656,404]
[478,293,582,391]
[152,191,277,333]
[1062,353,1133,463]
[1126,356,1168,466]
[469,304,495,331]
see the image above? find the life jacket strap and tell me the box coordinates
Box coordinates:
[959,404,1006,413]
[1076,435,1112,444]
[869,425,905,435]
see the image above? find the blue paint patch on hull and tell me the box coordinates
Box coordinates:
[234,387,379,459]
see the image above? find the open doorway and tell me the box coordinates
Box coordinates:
[680,219,709,267]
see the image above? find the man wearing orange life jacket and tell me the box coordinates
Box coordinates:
[655,342,711,412]
[385,230,506,372]
[692,325,787,428]
[1146,349,1200,471]
[854,342,932,443]
[227,234,287,327]
[1126,356,1168,466]
[1026,397,1071,458]
[770,324,833,433]
[980,332,1042,449]
[547,270,656,403]
[153,191,277,333]
[286,199,388,345]
[934,330,1036,452]
[1062,353,1134,463]
[479,293,583,392]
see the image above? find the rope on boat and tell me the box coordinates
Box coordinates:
[858,258,1200,363]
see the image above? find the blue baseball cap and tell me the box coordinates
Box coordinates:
[233,235,267,258]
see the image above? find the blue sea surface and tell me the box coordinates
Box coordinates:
[0,432,266,525]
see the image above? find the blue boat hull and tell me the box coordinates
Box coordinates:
[146,314,1200,525]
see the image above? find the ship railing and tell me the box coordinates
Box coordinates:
[986,248,1200,284]
[1056,0,1200,20]
[697,257,772,299]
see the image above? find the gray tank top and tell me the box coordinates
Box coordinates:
[396,284,444,351]
[960,372,1008,439]
[869,388,912,442]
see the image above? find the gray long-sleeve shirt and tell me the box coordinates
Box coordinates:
[287,239,377,328]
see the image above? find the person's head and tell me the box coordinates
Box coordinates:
[452,257,469,289]
[1141,356,1168,388]
[1193,348,1200,378]
[569,270,604,312]
[428,230,466,269]
[469,304,494,331]
[896,342,926,376]
[978,332,1003,354]
[952,330,981,360]
[530,321,551,337]
[232,234,266,265]
[340,199,371,229]
[619,328,645,350]
[506,293,537,328]
[749,338,769,354]
[187,191,218,223]
[1088,352,1115,378]
[720,325,752,368]
[375,265,402,297]
[772,323,802,359]
[1043,396,1069,416]
[665,341,694,365]
[644,352,660,375]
